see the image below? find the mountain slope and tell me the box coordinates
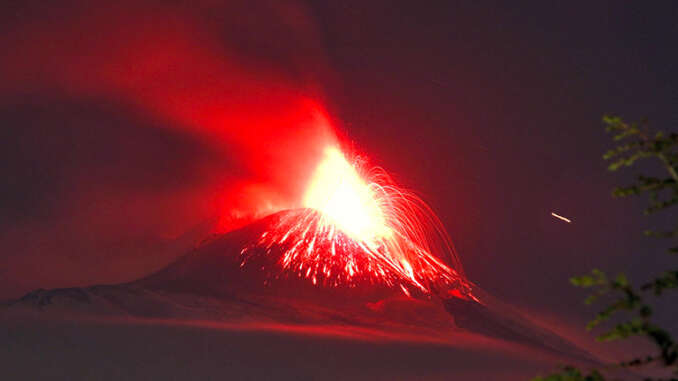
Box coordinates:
[4,209,597,367]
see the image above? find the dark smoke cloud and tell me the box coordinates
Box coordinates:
[0,0,338,298]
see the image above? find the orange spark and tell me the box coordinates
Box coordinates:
[551,212,572,223]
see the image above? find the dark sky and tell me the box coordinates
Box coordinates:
[310,1,678,327]
[1,0,677,332]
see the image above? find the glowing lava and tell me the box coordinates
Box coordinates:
[303,148,391,246]
[241,146,474,299]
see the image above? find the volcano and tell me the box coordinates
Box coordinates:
[1,146,601,380]
[4,209,595,368]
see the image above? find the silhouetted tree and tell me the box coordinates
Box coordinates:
[533,116,678,381]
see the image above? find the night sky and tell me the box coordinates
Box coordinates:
[2,0,677,336]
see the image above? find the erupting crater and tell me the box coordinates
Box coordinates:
[240,147,475,300]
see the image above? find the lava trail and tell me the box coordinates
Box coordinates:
[240,147,475,300]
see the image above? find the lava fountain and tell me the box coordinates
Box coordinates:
[241,147,476,300]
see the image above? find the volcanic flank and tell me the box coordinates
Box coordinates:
[4,208,594,367]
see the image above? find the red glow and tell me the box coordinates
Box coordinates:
[0,2,336,229]
[242,147,474,298]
